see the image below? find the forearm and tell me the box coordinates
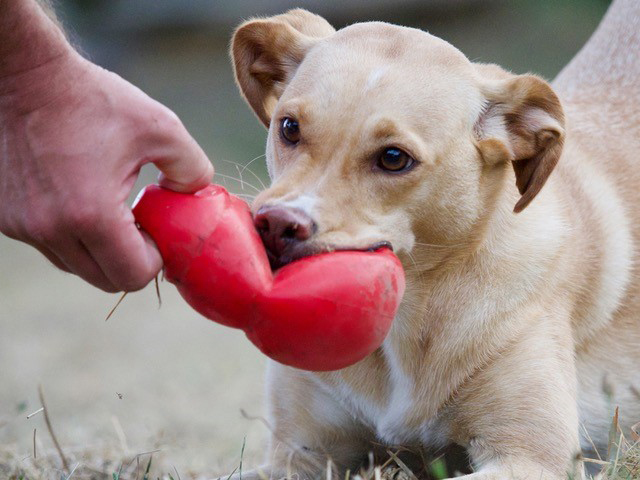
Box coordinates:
[0,0,81,113]
[0,0,72,79]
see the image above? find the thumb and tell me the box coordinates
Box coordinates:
[145,106,214,193]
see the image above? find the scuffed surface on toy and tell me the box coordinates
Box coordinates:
[133,184,405,371]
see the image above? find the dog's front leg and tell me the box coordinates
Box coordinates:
[444,459,567,480]
[443,311,585,480]
[222,361,372,480]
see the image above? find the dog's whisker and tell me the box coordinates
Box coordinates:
[406,251,423,272]
[238,162,267,190]
[405,250,428,289]
[217,158,248,169]
[240,153,267,176]
[219,158,268,191]
[235,193,257,202]
[246,169,267,190]
[235,164,245,191]
[413,242,464,249]
[214,173,262,193]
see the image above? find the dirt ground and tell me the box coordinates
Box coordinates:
[0,199,269,477]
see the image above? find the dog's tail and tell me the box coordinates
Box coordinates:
[554,0,640,135]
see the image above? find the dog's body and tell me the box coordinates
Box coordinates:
[228,2,640,478]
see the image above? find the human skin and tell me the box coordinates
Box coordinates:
[0,0,214,292]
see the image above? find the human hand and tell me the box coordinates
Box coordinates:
[0,50,213,292]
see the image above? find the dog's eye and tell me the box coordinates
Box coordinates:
[281,117,300,144]
[377,148,414,172]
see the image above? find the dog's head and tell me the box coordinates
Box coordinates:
[230,9,564,270]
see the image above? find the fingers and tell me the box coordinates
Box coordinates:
[47,238,119,292]
[20,228,118,292]
[32,244,71,273]
[80,208,162,292]
[25,210,160,293]
[144,105,214,193]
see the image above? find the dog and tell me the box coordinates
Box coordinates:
[225,2,640,478]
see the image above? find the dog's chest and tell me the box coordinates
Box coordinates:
[315,339,449,448]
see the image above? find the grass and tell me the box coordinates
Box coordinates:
[2,429,638,480]
[592,408,640,480]
[1,389,637,479]
[0,446,192,480]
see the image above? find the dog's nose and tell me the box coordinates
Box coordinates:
[254,206,316,260]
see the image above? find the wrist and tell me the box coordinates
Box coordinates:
[0,50,90,117]
[0,0,76,102]
[0,0,72,73]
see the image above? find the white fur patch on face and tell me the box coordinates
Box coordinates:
[365,66,389,92]
[279,194,318,217]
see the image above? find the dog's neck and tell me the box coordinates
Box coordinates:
[372,178,570,422]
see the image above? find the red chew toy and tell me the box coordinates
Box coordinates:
[132,185,405,371]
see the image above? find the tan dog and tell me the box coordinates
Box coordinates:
[227,2,640,478]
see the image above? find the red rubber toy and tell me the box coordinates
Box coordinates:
[132,184,405,371]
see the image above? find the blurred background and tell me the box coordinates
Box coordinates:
[0,0,611,478]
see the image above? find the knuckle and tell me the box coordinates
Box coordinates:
[154,107,183,134]
[23,214,57,244]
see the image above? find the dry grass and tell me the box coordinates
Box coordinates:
[1,385,213,479]
[0,443,162,480]
[1,392,637,480]
[587,408,640,480]
[1,432,638,480]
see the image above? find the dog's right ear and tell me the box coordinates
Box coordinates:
[230,9,335,128]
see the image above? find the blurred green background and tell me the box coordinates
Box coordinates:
[0,1,612,478]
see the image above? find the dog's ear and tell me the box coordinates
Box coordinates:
[474,64,565,213]
[230,9,335,127]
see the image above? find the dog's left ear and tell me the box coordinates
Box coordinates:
[474,64,565,213]
[231,9,335,127]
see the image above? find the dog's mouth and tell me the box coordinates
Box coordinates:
[268,240,393,271]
